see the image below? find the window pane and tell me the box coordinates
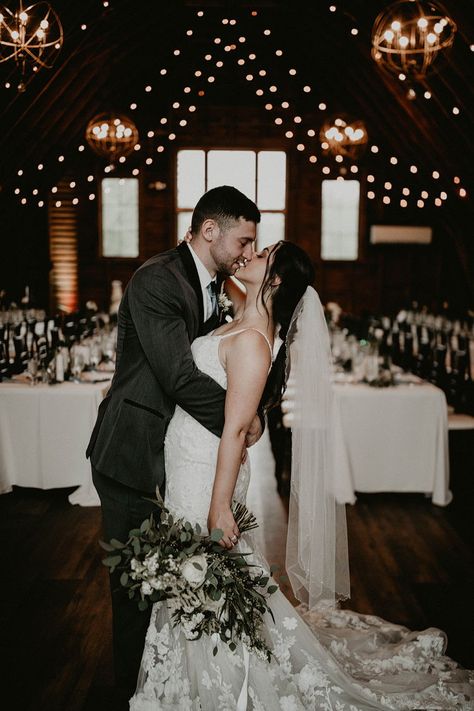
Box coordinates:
[177,211,193,243]
[257,213,285,250]
[321,180,359,260]
[102,178,139,257]
[257,151,286,210]
[207,150,256,200]
[177,150,205,208]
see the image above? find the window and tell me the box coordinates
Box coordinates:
[101,178,139,257]
[321,180,360,260]
[176,150,286,249]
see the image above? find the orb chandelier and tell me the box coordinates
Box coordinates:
[319,115,368,160]
[0,1,63,91]
[371,0,456,81]
[85,113,139,161]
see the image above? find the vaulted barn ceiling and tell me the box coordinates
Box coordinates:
[0,1,472,252]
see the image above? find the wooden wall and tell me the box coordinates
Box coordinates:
[1,104,472,316]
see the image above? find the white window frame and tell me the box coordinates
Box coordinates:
[176,149,287,249]
[321,179,360,261]
[100,177,139,258]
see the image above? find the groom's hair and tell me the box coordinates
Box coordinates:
[191,185,260,234]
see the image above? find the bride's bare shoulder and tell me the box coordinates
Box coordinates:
[224,328,272,368]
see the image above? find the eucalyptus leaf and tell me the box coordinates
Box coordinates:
[103,555,122,568]
[110,538,125,549]
[140,519,151,533]
[210,528,224,542]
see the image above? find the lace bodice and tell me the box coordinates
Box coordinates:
[191,333,228,389]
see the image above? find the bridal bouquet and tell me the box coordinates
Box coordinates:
[101,493,278,660]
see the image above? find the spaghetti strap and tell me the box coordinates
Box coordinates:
[219,328,273,360]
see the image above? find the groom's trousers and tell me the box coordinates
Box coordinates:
[92,467,159,703]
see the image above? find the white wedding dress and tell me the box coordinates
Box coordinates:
[130,332,473,710]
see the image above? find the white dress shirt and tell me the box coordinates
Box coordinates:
[187,243,217,321]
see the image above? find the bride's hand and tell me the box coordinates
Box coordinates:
[207,505,240,549]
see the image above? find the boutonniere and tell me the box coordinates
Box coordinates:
[218,291,233,314]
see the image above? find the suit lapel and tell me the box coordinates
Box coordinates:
[177,242,204,326]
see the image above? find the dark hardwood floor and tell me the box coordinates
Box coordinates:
[0,429,472,711]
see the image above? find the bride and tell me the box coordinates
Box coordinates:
[130,240,472,710]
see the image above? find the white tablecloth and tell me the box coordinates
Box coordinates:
[332,382,451,506]
[0,381,109,506]
[283,382,451,507]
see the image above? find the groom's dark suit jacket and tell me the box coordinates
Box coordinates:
[86,242,226,493]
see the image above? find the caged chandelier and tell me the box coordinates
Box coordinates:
[85,113,139,161]
[320,116,368,160]
[371,0,456,81]
[0,1,63,90]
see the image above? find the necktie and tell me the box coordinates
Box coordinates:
[206,281,218,320]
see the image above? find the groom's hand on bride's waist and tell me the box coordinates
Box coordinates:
[245,413,263,449]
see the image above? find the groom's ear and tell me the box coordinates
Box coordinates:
[201,219,219,243]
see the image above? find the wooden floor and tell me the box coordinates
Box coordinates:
[0,429,472,711]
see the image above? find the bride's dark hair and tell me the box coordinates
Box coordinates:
[259,241,315,414]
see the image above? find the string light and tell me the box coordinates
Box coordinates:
[9,9,465,210]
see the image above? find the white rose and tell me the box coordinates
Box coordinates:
[180,555,208,587]
[141,581,153,596]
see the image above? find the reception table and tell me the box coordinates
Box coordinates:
[283,379,451,507]
[1,377,451,508]
[0,380,110,506]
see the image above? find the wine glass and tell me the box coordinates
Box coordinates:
[71,352,85,382]
[90,343,102,370]
[27,356,38,386]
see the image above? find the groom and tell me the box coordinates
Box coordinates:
[87,185,262,703]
